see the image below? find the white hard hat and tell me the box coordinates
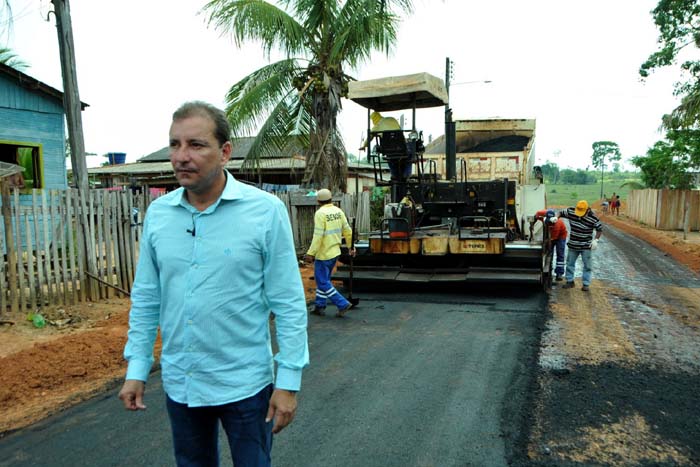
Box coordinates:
[316,188,332,201]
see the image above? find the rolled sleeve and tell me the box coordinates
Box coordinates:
[263,201,309,391]
[123,215,161,382]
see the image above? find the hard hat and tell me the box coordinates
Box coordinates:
[317,188,332,201]
[575,200,589,216]
[545,209,555,218]
[370,111,382,125]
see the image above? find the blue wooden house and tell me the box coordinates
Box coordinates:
[0,61,88,189]
[1,62,89,257]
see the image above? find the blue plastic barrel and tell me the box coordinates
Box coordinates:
[106,152,126,164]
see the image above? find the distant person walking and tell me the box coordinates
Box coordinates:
[305,189,356,317]
[609,192,617,215]
[558,200,603,291]
[613,195,621,216]
[534,208,568,281]
[601,194,609,214]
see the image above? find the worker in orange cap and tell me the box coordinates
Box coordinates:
[534,208,568,281]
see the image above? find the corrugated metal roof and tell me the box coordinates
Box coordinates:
[138,137,306,162]
[88,157,307,175]
[0,62,89,109]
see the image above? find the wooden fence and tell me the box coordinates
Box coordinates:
[1,188,371,315]
[627,189,700,231]
[1,187,154,314]
[278,191,371,252]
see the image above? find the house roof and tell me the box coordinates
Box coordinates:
[138,137,303,162]
[0,62,89,110]
[425,135,446,154]
[88,157,307,175]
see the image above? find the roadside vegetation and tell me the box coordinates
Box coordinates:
[539,159,642,207]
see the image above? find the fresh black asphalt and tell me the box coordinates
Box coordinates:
[0,286,545,467]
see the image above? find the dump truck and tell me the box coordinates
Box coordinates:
[335,72,551,286]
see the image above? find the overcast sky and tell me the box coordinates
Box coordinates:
[4,0,681,169]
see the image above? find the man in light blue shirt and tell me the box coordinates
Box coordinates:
[118,101,309,466]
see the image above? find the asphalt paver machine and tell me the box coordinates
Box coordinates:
[335,72,552,286]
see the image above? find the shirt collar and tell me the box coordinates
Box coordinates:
[166,171,243,209]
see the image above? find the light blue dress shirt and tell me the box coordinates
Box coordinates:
[124,172,309,407]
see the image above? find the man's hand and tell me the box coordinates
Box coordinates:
[304,254,314,263]
[266,389,298,434]
[349,248,357,257]
[118,379,147,411]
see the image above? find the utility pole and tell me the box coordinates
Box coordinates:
[52,0,88,193]
[52,0,97,299]
[444,57,456,181]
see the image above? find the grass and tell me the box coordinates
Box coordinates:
[545,181,638,207]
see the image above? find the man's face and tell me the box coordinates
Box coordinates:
[169,115,231,194]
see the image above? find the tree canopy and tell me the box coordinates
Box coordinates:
[632,129,700,189]
[591,141,622,170]
[591,141,622,198]
[203,0,414,192]
[640,0,700,129]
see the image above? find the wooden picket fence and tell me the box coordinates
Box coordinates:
[1,187,371,316]
[627,189,700,230]
[1,188,154,314]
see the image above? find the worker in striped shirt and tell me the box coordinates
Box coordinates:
[557,200,603,292]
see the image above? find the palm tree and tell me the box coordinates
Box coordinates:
[1,2,28,70]
[0,47,28,70]
[203,0,414,192]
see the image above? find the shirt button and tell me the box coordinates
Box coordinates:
[187,320,193,325]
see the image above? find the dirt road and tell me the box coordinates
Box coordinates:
[527,223,700,466]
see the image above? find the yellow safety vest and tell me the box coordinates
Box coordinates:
[306,204,352,260]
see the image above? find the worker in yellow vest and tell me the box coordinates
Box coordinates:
[304,189,356,317]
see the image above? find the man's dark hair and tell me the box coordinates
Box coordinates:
[172,101,231,147]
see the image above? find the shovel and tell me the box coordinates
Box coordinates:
[348,217,360,306]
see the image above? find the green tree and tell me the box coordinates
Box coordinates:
[540,161,560,184]
[640,0,700,129]
[203,0,414,192]
[559,169,596,185]
[632,129,700,188]
[591,141,621,199]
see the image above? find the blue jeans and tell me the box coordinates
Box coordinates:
[314,257,350,309]
[565,248,593,286]
[553,239,566,276]
[165,384,273,467]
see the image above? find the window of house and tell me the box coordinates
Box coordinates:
[0,142,43,189]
